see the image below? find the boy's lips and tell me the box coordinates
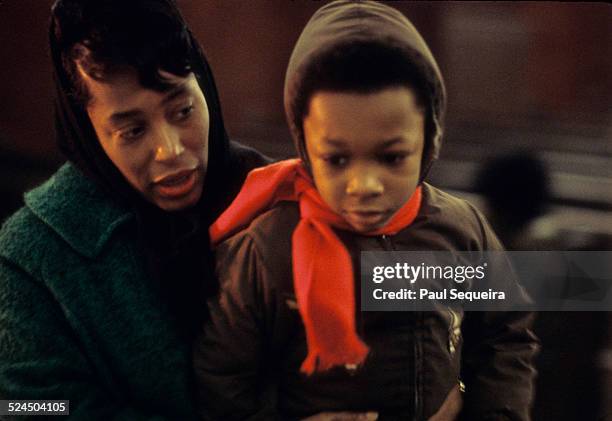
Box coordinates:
[343,209,390,228]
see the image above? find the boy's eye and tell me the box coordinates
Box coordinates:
[118,125,146,142]
[380,152,408,166]
[323,154,349,168]
[174,104,194,122]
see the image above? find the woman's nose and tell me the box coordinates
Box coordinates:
[154,125,185,162]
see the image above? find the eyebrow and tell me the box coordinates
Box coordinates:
[378,138,405,148]
[322,138,348,148]
[161,84,189,105]
[322,137,406,148]
[108,83,189,126]
[108,110,142,126]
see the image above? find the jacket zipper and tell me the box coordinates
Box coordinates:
[353,235,391,370]
[378,235,421,419]
[413,312,422,421]
[381,233,422,420]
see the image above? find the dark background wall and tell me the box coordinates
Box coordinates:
[1,1,610,221]
[0,1,611,419]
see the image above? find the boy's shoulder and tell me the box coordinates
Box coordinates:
[243,201,300,245]
[216,201,300,260]
[420,183,480,218]
[413,183,501,250]
[214,201,299,293]
[251,200,300,237]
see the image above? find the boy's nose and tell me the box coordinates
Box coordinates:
[346,173,384,197]
[154,125,185,162]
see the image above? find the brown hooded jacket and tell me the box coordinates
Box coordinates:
[194,2,538,420]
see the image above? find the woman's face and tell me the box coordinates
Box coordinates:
[83,69,209,211]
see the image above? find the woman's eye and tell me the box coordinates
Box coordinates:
[175,105,194,121]
[118,125,146,142]
[380,153,408,166]
[323,155,349,168]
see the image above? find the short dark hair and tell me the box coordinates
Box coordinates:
[51,0,194,105]
[295,40,430,127]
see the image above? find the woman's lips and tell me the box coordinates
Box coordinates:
[154,169,197,198]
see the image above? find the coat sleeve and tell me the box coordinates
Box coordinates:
[459,207,540,421]
[193,231,276,421]
[0,258,175,421]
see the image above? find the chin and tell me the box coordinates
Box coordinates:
[157,199,196,212]
[348,215,393,233]
[349,222,384,233]
[154,186,203,212]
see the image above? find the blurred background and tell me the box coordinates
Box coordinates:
[0,1,610,419]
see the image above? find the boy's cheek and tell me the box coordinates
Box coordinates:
[318,183,344,211]
[316,181,346,213]
[309,163,342,197]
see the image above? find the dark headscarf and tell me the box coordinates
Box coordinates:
[48,0,239,340]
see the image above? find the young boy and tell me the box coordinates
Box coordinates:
[194,1,538,420]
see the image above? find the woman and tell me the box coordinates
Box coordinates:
[0,0,267,418]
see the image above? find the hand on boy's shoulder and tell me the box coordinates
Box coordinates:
[301,411,378,421]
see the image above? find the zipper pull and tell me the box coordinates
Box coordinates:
[380,234,393,250]
[345,363,358,375]
[448,308,462,355]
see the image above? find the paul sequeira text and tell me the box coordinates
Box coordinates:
[372,288,506,301]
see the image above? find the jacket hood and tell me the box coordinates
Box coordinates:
[284,0,446,180]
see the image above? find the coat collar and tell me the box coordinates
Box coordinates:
[25,163,133,258]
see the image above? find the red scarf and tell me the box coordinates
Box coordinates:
[210,159,422,374]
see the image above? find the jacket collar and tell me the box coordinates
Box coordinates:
[25,163,133,258]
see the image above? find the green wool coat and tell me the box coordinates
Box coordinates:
[0,163,198,420]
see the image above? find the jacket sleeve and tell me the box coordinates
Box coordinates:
[0,258,176,421]
[459,208,540,421]
[193,231,276,421]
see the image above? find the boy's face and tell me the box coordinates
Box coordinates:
[83,69,209,211]
[303,86,424,232]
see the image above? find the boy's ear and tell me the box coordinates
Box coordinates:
[299,133,313,173]
[419,108,439,184]
[297,107,312,169]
